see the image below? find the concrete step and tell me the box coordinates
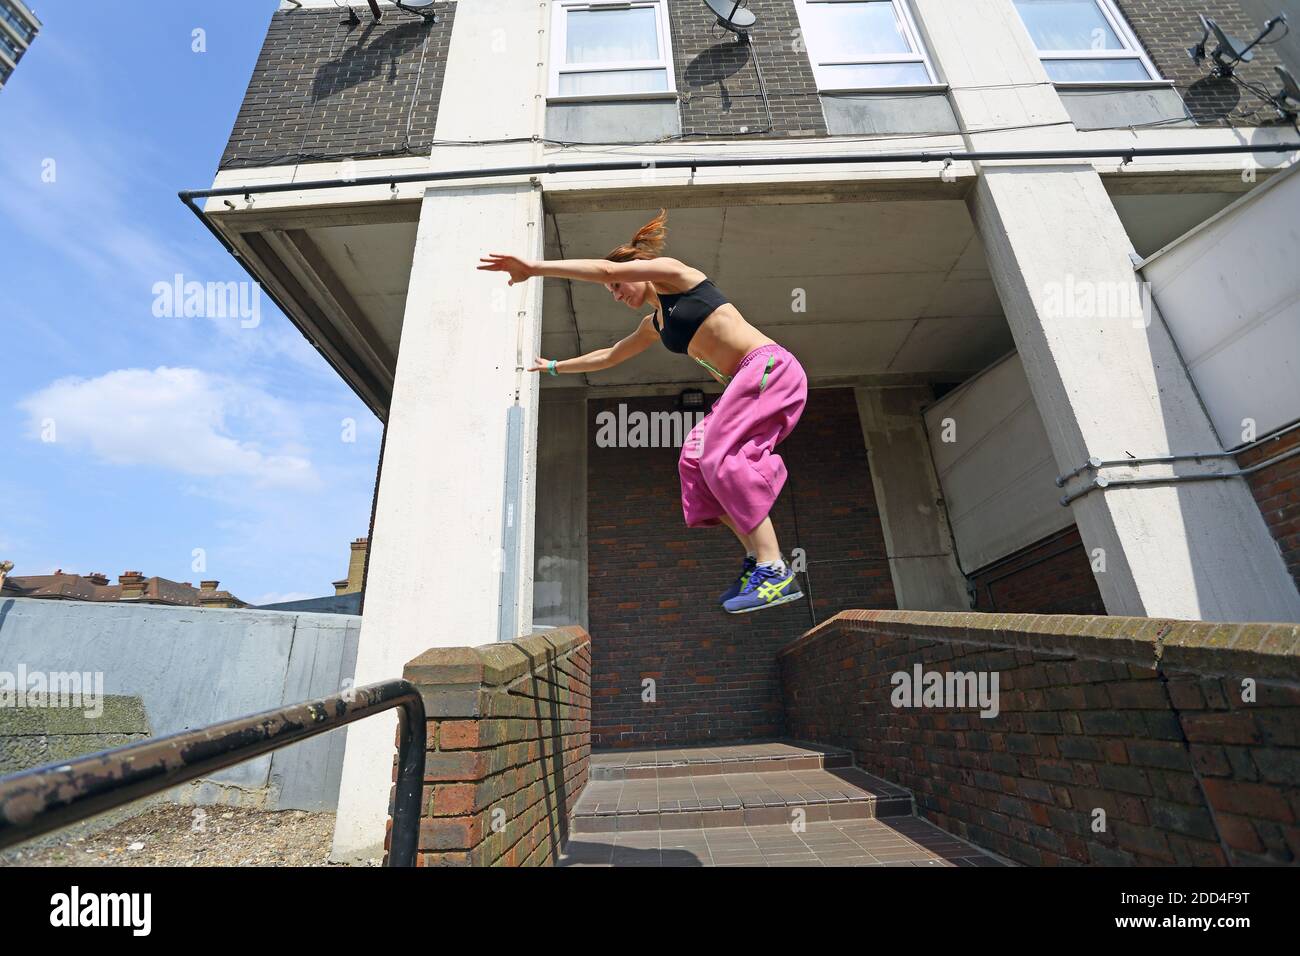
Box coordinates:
[571,765,913,833]
[589,740,853,781]
[560,817,1005,867]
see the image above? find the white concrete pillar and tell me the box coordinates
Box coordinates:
[331,181,545,862]
[913,0,1300,621]
[855,387,969,611]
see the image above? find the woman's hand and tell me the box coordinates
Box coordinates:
[525,357,551,374]
[478,253,536,285]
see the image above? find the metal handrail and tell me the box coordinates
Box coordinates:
[0,679,426,866]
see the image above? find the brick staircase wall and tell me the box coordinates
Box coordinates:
[780,610,1300,866]
[1238,426,1300,594]
[391,627,591,866]
[587,387,895,748]
[968,526,1107,616]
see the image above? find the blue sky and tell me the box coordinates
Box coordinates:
[0,2,384,605]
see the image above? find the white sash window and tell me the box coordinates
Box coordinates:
[549,1,677,99]
[1013,0,1161,83]
[794,0,939,91]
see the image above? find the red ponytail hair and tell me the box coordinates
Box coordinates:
[605,208,668,262]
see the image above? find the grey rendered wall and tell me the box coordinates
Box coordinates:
[1058,87,1193,130]
[545,100,681,144]
[1239,0,1300,75]
[923,353,1073,573]
[532,392,588,629]
[821,92,959,136]
[258,592,363,615]
[0,598,360,811]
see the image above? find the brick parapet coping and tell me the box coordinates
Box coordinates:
[781,610,1300,682]
[390,626,592,867]
[779,610,1300,865]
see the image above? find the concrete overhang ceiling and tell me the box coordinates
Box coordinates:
[202,174,1253,417]
[542,200,1013,389]
[207,200,421,418]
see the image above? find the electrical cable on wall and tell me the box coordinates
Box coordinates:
[400,20,434,153]
[237,110,1231,170]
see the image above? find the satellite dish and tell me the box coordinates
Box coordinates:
[359,0,437,21]
[1207,17,1254,64]
[395,0,437,18]
[1278,65,1300,103]
[1276,66,1300,117]
[1190,14,1255,74]
[705,0,757,39]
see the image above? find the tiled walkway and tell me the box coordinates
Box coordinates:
[590,740,850,776]
[560,816,1001,867]
[564,741,1005,867]
[574,767,913,829]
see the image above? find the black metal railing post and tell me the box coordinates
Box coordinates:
[0,679,426,867]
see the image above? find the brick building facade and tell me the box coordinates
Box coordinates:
[1116,0,1290,126]
[199,0,1300,860]
[220,2,456,168]
[669,0,827,139]
[220,0,1298,171]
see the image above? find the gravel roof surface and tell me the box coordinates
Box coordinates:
[0,805,371,867]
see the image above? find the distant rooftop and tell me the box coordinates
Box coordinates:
[0,569,247,608]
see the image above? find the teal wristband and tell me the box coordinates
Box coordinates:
[547,359,558,376]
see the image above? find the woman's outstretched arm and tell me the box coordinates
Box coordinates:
[479,254,689,286]
[529,314,659,374]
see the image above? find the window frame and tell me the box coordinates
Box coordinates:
[0,29,20,64]
[548,0,678,102]
[0,6,30,40]
[793,0,943,93]
[1013,0,1165,86]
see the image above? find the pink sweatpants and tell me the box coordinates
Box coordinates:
[678,344,808,535]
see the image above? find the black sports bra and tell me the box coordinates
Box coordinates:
[652,278,729,355]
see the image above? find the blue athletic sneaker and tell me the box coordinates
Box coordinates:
[722,563,804,614]
[719,555,759,604]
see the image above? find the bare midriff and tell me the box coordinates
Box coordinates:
[647,270,776,386]
[687,303,776,385]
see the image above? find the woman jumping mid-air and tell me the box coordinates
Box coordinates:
[479,209,807,615]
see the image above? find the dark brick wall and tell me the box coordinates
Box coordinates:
[1116,0,1289,126]
[969,526,1108,616]
[216,1,1293,169]
[782,610,1300,866]
[667,0,827,138]
[220,5,455,170]
[1239,426,1300,593]
[586,387,895,749]
[394,627,591,867]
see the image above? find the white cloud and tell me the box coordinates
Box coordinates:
[17,367,317,489]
